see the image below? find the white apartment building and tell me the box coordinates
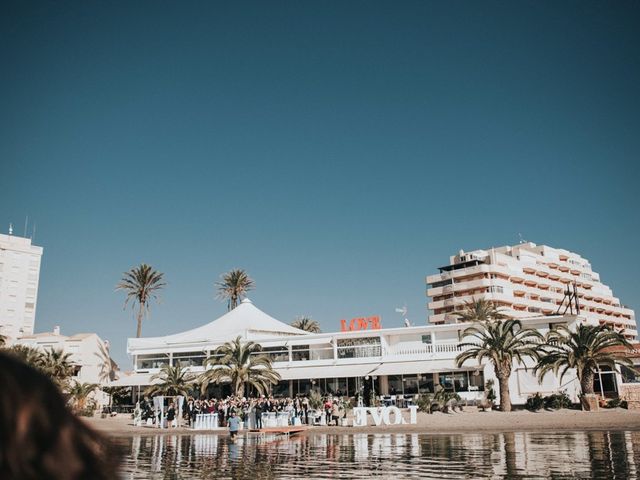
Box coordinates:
[0,232,43,344]
[426,242,637,338]
[16,327,118,405]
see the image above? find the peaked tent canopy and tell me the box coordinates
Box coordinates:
[128,298,308,350]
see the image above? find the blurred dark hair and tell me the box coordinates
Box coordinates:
[0,351,120,479]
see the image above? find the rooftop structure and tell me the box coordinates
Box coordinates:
[426,242,636,338]
[0,232,43,344]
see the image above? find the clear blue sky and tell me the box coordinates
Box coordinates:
[2,1,639,367]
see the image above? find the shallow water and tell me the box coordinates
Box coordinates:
[116,430,640,479]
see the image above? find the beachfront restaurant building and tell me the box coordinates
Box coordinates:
[120,299,596,406]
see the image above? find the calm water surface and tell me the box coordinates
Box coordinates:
[115,430,640,479]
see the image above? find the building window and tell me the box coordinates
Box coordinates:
[137,354,170,369]
[438,371,483,393]
[621,366,640,384]
[421,335,432,344]
[337,337,381,359]
[419,374,435,393]
[292,345,310,361]
[172,352,207,367]
[259,347,289,363]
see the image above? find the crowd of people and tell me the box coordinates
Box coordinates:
[138,394,353,428]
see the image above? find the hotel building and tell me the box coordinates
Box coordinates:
[0,232,43,344]
[118,298,636,406]
[426,242,636,338]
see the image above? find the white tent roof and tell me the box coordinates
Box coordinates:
[128,299,308,351]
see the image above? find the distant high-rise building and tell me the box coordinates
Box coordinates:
[0,232,43,344]
[426,242,637,339]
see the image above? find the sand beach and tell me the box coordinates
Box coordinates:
[86,407,640,437]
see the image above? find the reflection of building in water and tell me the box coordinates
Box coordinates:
[193,434,219,456]
[116,432,640,478]
[118,299,618,407]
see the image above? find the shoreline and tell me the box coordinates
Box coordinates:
[85,408,640,437]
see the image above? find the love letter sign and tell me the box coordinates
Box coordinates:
[340,315,381,332]
[352,406,418,427]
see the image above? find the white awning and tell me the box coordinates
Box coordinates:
[367,359,459,376]
[275,363,379,380]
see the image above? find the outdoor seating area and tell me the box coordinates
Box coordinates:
[380,394,417,408]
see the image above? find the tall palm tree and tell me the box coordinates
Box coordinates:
[116,263,166,338]
[95,341,119,384]
[199,336,280,398]
[68,381,99,411]
[456,319,541,412]
[216,269,254,311]
[40,348,75,390]
[291,316,321,333]
[534,324,634,403]
[455,298,508,323]
[146,364,194,397]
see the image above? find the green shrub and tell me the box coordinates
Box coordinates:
[416,394,434,413]
[525,393,544,411]
[543,391,572,410]
[606,398,622,409]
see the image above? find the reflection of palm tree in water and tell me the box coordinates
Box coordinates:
[502,432,518,478]
[587,431,634,479]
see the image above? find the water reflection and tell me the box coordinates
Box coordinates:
[116,431,640,479]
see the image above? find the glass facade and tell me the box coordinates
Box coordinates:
[438,371,484,393]
[336,337,382,359]
[137,354,170,369]
[173,351,207,367]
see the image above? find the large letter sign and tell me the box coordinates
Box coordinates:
[352,406,418,427]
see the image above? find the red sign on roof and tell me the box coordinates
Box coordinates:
[340,316,381,332]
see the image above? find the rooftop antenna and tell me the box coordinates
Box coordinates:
[23,215,29,237]
[518,233,526,244]
[8,223,13,235]
[32,223,36,242]
[395,304,410,327]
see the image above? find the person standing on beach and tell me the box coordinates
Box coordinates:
[228,411,241,441]
[254,399,263,429]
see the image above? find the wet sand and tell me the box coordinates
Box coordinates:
[85,407,640,436]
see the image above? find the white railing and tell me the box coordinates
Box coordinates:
[434,343,465,353]
[387,344,433,356]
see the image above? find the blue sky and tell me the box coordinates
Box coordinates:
[2,1,639,367]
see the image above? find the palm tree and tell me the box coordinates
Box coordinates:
[116,263,166,338]
[216,269,254,311]
[534,324,634,404]
[146,364,194,397]
[291,316,321,333]
[40,348,75,390]
[455,298,508,323]
[456,319,541,412]
[199,336,280,398]
[95,341,119,384]
[68,381,99,411]
[7,344,43,368]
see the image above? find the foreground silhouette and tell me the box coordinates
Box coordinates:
[0,352,119,479]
